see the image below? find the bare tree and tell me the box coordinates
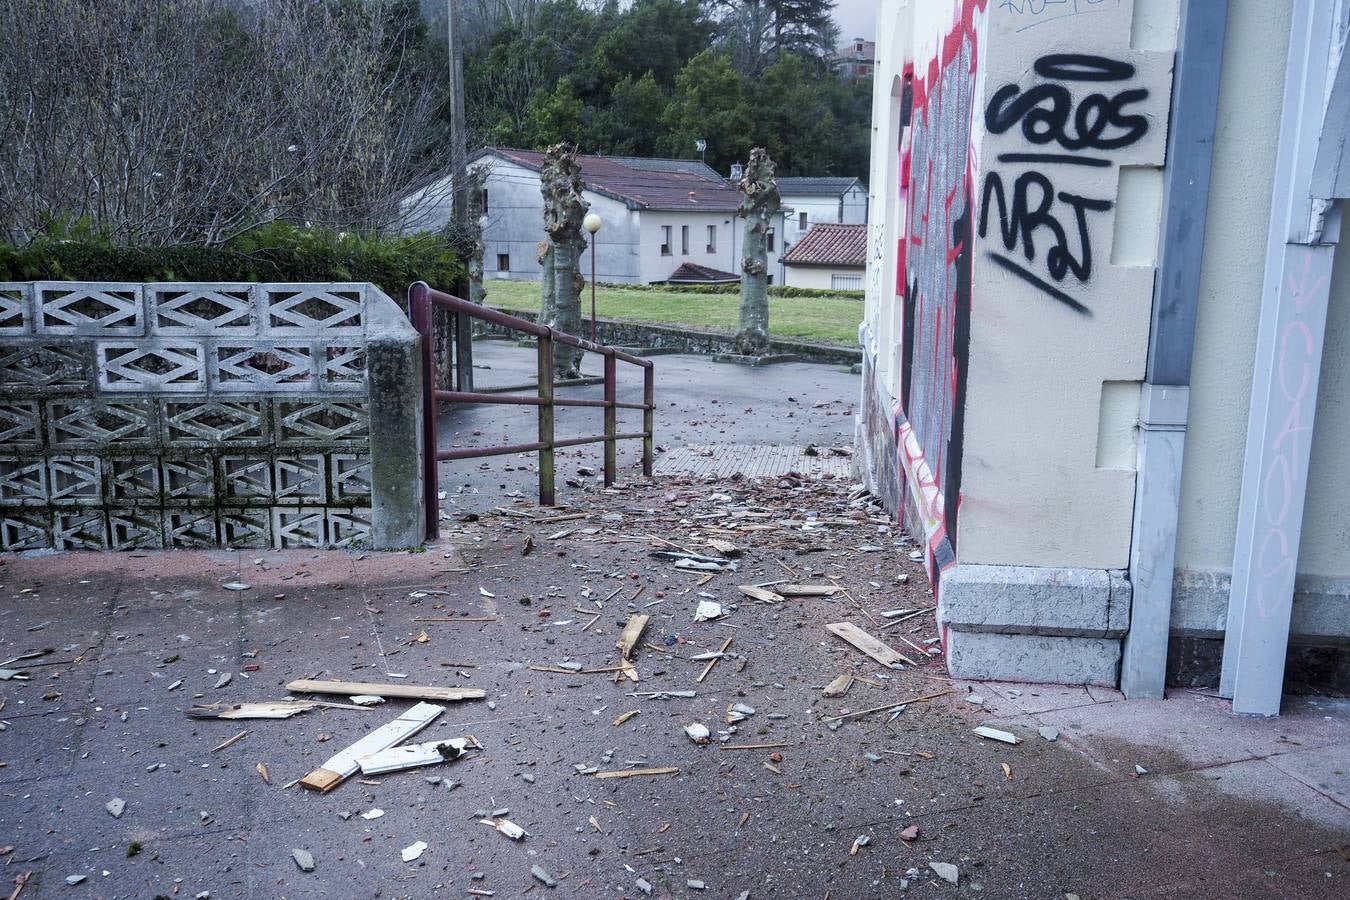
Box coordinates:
[0,0,449,245]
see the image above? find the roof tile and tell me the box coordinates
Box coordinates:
[782,224,867,268]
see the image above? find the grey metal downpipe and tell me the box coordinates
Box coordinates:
[1120,0,1230,699]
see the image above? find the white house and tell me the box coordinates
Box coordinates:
[403,149,790,285]
[776,177,868,251]
[782,223,866,290]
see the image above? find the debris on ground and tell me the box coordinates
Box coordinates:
[358,736,480,774]
[929,861,959,884]
[105,797,125,818]
[300,702,444,792]
[287,678,485,702]
[973,726,1021,745]
[401,841,428,862]
[694,599,724,621]
[684,722,711,744]
[187,700,322,720]
[530,864,557,888]
[825,621,916,668]
[1039,726,1060,742]
[480,817,528,840]
[291,849,315,873]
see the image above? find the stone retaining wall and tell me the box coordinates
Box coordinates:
[0,281,422,550]
[484,308,861,366]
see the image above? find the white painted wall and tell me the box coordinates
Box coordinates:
[782,184,869,247]
[784,265,864,290]
[478,160,641,284]
[639,208,789,284]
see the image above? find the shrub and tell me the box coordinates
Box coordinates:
[0,222,464,304]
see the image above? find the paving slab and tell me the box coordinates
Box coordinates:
[1,472,1346,899]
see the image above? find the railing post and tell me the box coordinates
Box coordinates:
[409,282,440,540]
[538,332,556,506]
[642,363,654,477]
[455,309,474,392]
[603,350,617,487]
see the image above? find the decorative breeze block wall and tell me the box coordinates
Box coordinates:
[0,282,423,551]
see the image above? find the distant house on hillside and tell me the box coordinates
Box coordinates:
[782,223,866,291]
[777,176,868,251]
[401,149,789,285]
[833,37,876,78]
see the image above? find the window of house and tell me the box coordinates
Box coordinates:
[497,253,510,271]
[661,225,672,256]
[799,211,808,229]
[706,225,716,252]
[481,189,489,213]
[767,228,776,252]
[832,273,863,291]
[681,225,689,255]
[767,274,774,285]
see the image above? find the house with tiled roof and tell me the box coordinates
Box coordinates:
[776,176,868,254]
[401,148,790,285]
[781,223,867,291]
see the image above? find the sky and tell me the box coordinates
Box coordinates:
[833,0,876,42]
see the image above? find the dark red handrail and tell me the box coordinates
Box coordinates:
[409,281,654,538]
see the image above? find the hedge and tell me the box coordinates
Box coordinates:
[0,222,464,305]
[602,281,864,300]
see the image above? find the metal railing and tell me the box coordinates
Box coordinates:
[409,282,654,539]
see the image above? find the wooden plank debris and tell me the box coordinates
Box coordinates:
[973,726,1021,745]
[616,614,650,661]
[287,679,485,703]
[719,742,789,751]
[736,585,784,603]
[188,701,319,720]
[822,674,853,698]
[358,736,479,774]
[707,539,742,557]
[778,584,841,597]
[822,690,956,722]
[697,637,734,683]
[210,730,248,752]
[825,622,917,668]
[593,767,680,779]
[299,702,443,793]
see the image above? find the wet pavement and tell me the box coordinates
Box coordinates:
[1,350,1347,899]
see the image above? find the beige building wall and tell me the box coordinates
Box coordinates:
[1174,0,1291,577]
[1177,0,1350,586]
[956,0,1176,570]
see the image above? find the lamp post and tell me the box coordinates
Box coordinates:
[583,212,602,341]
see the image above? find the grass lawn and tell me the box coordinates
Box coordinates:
[486,279,863,346]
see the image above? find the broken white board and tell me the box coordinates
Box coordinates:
[358,736,477,775]
[300,702,444,792]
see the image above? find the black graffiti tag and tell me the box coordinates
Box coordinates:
[978,54,1149,314]
[986,54,1149,156]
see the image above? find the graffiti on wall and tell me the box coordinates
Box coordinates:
[996,0,1122,32]
[978,54,1150,314]
[892,0,986,585]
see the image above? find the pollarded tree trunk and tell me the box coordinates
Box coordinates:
[540,143,590,377]
[466,166,487,307]
[735,148,780,357]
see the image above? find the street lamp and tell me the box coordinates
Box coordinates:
[583,212,603,341]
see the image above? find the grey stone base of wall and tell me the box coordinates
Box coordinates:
[941,564,1132,687]
[482,308,861,367]
[1171,569,1350,646]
